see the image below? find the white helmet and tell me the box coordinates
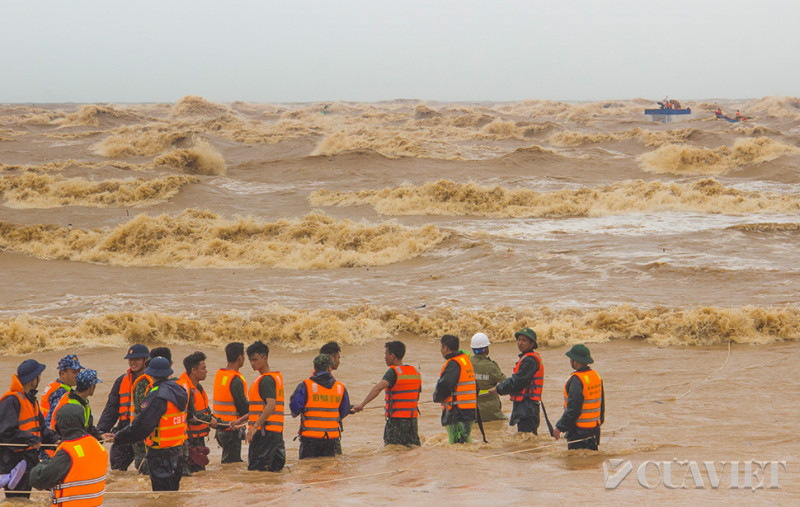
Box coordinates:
[471,332,491,349]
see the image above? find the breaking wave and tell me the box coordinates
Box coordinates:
[637,137,800,175]
[171,95,231,117]
[310,178,800,217]
[153,139,226,175]
[0,173,196,208]
[53,104,148,127]
[2,304,796,354]
[0,210,446,269]
[548,127,699,147]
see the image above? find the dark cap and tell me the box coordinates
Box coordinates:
[514,328,538,349]
[313,354,333,372]
[124,344,150,359]
[17,359,47,384]
[145,357,173,378]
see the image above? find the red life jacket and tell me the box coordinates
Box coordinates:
[509,351,543,403]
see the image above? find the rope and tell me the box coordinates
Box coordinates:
[292,466,411,487]
[673,340,732,401]
[483,420,630,459]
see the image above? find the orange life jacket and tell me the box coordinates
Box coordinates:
[116,370,137,422]
[439,354,477,411]
[177,372,211,439]
[144,386,187,449]
[384,365,421,418]
[212,369,247,425]
[248,372,284,433]
[41,380,69,417]
[299,378,344,439]
[0,375,42,449]
[49,434,107,506]
[509,351,543,403]
[564,369,603,429]
[49,395,90,431]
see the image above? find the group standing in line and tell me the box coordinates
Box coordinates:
[0,329,604,502]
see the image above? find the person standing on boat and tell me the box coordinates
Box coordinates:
[553,344,604,450]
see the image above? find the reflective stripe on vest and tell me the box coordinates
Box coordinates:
[145,390,187,449]
[440,355,477,411]
[563,369,603,429]
[509,351,544,403]
[116,370,136,422]
[212,369,247,422]
[248,372,285,433]
[50,434,107,506]
[384,365,421,418]
[49,396,90,431]
[0,375,42,449]
[41,381,68,417]
[178,373,211,439]
[300,379,343,439]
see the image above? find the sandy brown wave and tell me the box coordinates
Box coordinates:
[637,137,800,175]
[310,178,800,217]
[0,173,197,208]
[53,104,149,127]
[726,222,800,232]
[2,304,796,354]
[548,127,699,148]
[0,210,446,268]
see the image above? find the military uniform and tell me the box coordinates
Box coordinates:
[470,353,506,422]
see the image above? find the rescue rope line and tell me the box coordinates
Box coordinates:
[482,421,630,459]
[673,340,732,401]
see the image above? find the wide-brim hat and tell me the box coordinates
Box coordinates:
[514,328,538,349]
[565,344,594,364]
[17,359,47,384]
[145,356,173,377]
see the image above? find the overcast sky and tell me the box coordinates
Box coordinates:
[2,0,798,103]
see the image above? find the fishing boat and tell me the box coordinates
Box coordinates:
[644,98,691,122]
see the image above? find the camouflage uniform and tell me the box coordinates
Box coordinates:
[132,377,150,474]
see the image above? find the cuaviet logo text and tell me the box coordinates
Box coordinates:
[603,459,787,490]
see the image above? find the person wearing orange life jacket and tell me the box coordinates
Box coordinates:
[489,328,543,434]
[132,347,174,475]
[319,341,344,455]
[30,403,108,506]
[42,355,84,431]
[114,357,188,491]
[212,342,250,464]
[49,370,114,445]
[177,351,218,473]
[433,334,477,444]
[96,343,149,471]
[244,341,286,471]
[352,341,422,447]
[470,333,507,422]
[553,344,605,450]
[0,359,59,499]
[289,354,351,459]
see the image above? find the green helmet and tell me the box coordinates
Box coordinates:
[565,344,593,364]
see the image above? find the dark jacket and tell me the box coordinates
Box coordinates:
[289,371,350,422]
[433,352,476,426]
[0,388,59,470]
[555,367,605,435]
[58,391,103,440]
[114,378,188,455]
[30,405,87,490]
[97,370,145,433]
[495,352,540,425]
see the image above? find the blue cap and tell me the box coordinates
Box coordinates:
[124,344,150,359]
[17,359,46,384]
[57,354,85,371]
[76,369,102,391]
[145,357,173,378]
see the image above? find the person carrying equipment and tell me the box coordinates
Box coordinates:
[212,342,250,464]
[244,341,285,471]
[114,357,188,491]
[351,340,422,446]
[553,344,605,450]
[489,328,544,434]
[433,335,477,444]
[469,332,506,422]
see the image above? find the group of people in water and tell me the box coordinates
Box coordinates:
[0,330,604,502]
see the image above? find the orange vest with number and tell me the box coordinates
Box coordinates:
[384,365,421,418]
[49,434,107,506]
[212,369,247,424]
[564,369,603,429]
[299,379,344,439]
[439,354,477,411]
[144,386,187,449]
[510,351,543,403]
[178,372,211,439]
[0,375,42,447]
[248,372,284,433]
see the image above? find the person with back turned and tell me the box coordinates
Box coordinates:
[319,341,344,454]
[244,340,286,471]
[212,342,250,463]
[469,332,506,422]
[30,403,108,506]
[0,359,59,499]
[553,344,604,450]
[96,343,149,471]
[114,357,189,491]
[177,351,219,473]
[489,327,543,434]
[351,340,422,446]
[289,354,350,459]
[433,334,477,444]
